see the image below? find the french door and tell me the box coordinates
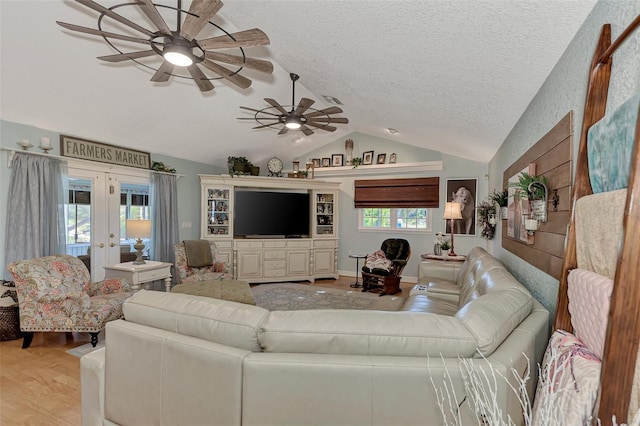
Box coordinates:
[65,161,150,281]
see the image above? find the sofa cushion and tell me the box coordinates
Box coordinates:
[400,294,458,315]
[122,290,269,352]
[258,309,477,357]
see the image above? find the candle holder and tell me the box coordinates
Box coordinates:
[17,140,33,150]
[39,137,53,153]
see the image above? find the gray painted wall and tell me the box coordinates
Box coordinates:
[0,119,223,279]
[487,0,640,318]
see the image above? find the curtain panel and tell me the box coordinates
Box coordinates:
[354,177,440,208]
[4,152,67,266]
[149,172,179,285]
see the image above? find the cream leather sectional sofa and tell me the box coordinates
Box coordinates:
[81,247,548,426]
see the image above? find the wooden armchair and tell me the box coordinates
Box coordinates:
[7,254,132,348]
[361,238,410,296]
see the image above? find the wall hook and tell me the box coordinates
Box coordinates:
[552,189,560,211]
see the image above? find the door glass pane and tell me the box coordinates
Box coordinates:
[120,183,150,256]
[65,179,92,257]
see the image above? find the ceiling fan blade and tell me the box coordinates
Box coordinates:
[181,0,223,39]
[305,122,337,132]
[294,98,315,116]
[252,123,276,130]
[199,28,270,50]
[204,52,273,74]
[304,106,344,119]
[237,117,279,120]
[187,64,215,92]
[278,127,289,135]
[75,0,156,37]
[264,98,288,115]
[239,106,281,117]
[57,21,151,45]
[150,61,174,82]
[98,50,156,62]
[136,0,172,35]
[200,60,252,89]
[300,125,314,136]
[307,117,349,124]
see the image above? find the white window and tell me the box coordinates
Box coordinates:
[359,208,431,232]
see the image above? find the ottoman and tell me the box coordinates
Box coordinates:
[171,279,256,305]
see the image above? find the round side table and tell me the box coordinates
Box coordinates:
[348,254,367,288]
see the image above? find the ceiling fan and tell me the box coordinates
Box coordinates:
[56,0,273,92]
[239,73,349,136]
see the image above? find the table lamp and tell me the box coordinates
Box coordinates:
[126,219,151,265]
[443,202,463,256]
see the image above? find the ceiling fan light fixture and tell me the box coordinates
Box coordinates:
[163,44,193,67]
[285,116,302,129]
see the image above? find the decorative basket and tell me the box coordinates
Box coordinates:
[0,280,22,341]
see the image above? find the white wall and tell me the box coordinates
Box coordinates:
[487,0,640,316]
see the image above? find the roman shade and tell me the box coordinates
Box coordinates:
[354,177,440,208]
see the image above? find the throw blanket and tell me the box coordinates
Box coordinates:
[183,240,213,268]
[365,250,392,272]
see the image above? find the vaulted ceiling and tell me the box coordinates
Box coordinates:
[0,0,597,168]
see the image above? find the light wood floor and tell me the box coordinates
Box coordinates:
[0,277,414,425]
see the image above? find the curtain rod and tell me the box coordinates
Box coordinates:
[1,147,184,177]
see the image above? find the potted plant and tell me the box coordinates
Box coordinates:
[510,171,549,221]
[351,157,363,169]
[490,188,509,220]
[477,200,496,240]
[227,156,259,176]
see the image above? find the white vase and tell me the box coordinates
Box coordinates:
[500,206,508,220]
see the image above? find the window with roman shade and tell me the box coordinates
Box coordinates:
[354,177,440,208]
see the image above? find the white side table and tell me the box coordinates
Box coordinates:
[104,261,172,292]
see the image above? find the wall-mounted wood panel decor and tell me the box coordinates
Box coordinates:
[502,111,573,279]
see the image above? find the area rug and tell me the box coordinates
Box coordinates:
[251,283,405,311]
[66,341,105,358]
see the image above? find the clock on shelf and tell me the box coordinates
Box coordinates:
[267,156,283,177]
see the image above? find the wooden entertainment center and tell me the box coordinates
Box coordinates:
[199,175,340,283]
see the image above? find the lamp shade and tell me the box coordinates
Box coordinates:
[126,219,151,239]
[443,202,463,220]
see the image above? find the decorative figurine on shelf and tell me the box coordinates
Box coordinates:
[345,138,354,166]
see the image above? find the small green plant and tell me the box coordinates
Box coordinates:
[351,157,363,168]
[228,156,256,175]
[489,189,508,207]
[510,172,549,200]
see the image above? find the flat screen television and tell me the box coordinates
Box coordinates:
[234,190,310,238]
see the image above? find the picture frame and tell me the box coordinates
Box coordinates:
[321,157,331,167]
[312,158,321,168]
[362,151,374,165]
[445,178,478,236]
[60,134,151,170]
[389,153,397,164]
[377,153,386,164]
[331,154,344,167]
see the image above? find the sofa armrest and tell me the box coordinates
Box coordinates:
[86,278,132,296]
[81,347,106,426]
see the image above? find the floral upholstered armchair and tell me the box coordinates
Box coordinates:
[7,254,133,349]
[174,241,231,285]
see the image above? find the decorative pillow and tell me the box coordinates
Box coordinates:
[532,330,601,425]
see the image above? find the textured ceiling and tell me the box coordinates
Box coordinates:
[0,0,597,168]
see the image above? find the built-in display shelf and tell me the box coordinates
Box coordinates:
[199,175,340,283]
[313,161,443,177]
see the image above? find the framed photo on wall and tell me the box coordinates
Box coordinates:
[389,153,397,164]
[312,158,321,168]
[362,151,374,165]
[377,153,386,164]
[331,154,344,166]
[321,157,330,167]
[445,178,478,236]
